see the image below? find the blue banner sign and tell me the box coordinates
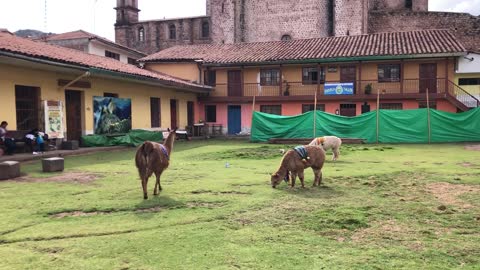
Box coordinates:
[324,83,354,95]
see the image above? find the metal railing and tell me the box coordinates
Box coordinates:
[210,78,454,97]
[446,80,480,108]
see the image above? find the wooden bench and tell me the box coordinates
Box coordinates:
[0,130,29,153]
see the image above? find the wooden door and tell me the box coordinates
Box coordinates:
[419,63,437,93]
[65,90,82,141]
[227,105,241,135]
[170,99,177,129]
[340,66,357,93]
[340,103,357,117]
[187,101,194,127]
[228,70,242,97]
[150,97,161,128]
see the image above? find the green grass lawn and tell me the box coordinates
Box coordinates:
[0,141,479,270]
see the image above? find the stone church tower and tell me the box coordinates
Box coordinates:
[115,0,431,54]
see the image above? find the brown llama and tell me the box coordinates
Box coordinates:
[135,128,177,199]
[271,145,326,188]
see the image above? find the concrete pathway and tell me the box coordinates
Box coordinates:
[0,146,130,163]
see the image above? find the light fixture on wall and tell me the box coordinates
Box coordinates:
[463,56,474,62]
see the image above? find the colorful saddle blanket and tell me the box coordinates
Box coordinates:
[294,146,309,160]
[160,144,169,160]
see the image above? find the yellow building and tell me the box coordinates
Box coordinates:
[140,29,477,135]
[0,30,210,141]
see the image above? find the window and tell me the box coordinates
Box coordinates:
[204,70,216,86]
[104,93,119,98]
[260,69,280,86]
[302,104,325,113]
[138,27,145,42]
[405,0,412,9]
[15,85,40,130]
[378,64,401,82]
[260,105,282,115]
[459,78,480,85]
[105,50,120,60]
[419,101,437,109]
[281,35,292,41]
[302,67,325,84]
[169,24,176,40]
[202,21,210,38]
[205,105,216,122]
[379,103,403,110]
[150,97,161,128]
[327,0,334,36]
[128,57,137,65]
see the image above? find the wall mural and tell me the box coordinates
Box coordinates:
[93,97,132,134]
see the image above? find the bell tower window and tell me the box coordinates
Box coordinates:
[405,0,413,9]
[169,24,176,40]
[138,27,145,42]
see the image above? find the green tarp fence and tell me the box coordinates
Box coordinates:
[250,108,480,143]
[81,129,164,147]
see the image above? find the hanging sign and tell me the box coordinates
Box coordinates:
[44,100,64,138]
[324,83,354,95]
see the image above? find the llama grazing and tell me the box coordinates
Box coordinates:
[308,136,342,161]
[135,129,176,199]
[271,145,326,188]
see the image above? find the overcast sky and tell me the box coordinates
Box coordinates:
[0,0,479,41]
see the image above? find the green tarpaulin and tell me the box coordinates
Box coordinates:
[251,108,480,143]
[81,129,164,147]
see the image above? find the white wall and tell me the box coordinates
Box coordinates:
[457,53,480,74]
[88,40,141,64]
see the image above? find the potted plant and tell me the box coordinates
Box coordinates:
[364,83,373,95]
[283,81,290,96]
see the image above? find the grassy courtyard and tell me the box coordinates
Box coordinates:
[0,141,479,269]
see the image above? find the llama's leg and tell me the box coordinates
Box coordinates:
[298,170,305,188]
[142,178,148,199]
[333,147,339,161]
[154,172,162,195]
[290,172,297,188]
[312,169,321,186]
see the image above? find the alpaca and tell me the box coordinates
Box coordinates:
[135,128,176,199]
[309,136,342,161]
[271,145,326,188]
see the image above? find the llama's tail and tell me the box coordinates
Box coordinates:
[135,141,154,181]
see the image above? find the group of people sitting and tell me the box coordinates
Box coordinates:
[0,121,49,156]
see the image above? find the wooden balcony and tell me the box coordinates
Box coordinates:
[200,79,480,110]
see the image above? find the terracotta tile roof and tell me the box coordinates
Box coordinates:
[0,32,209,92]
[141,30,465,65]
[38,30,146,56]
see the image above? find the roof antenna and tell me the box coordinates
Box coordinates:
[44,0,48,33]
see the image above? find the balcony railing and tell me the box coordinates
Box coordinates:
[446,80,480,108]
[210,78,454,97]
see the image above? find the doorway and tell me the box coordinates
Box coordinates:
[170,99,177,129]
[228,105,241,135]
[419,63,437,93]
[65,90,83,141]
[228,70,242,97]
[340,103,357,117]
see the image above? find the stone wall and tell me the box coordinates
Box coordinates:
[368,11,480,51]
[334,0,368,36]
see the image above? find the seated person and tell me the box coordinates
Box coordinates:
[0,121,16,155]
[25,128,48,155]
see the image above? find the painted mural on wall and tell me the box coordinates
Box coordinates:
[93,97,132,134]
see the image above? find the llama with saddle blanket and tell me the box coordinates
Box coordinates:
[309,136,342,161]
[271,145,326,188]
[135,128,176,199]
